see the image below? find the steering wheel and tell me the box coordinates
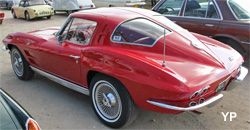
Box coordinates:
[165,7,174,12]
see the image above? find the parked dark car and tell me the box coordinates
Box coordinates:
[0,0,14,9]
[0,89,41,130]
[152,0,250,58]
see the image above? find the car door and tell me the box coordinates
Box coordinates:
[40,17,97,85]
[153,0,185,23]
[16,1,26,18]
[177,0,221,37]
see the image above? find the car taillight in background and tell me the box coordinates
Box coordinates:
[91,4,94,8]
[0,13,4,17]
[50,0,53,2]
[79,6,83,9]
[26,118,41,130]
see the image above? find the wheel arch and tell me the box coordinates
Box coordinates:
[213,35,247,53]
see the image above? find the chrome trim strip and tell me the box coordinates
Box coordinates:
[0,89,30,118]
[147,94,223,111]
[2,46,8,51]
[30,66,89,96]
[241,41,250,45]
[110,17,172,47]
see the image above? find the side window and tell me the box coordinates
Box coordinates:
[156,0,184,16]
[19,1,25,7]
[111,18,171,46]
[62,18,97,45]
[184,0,219,18]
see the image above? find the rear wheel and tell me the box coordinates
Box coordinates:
[12,10,17,18]
[47,16,51,19]
[11,47,34,80]
[90,74,138,128]
[0,20,2,24]
[217,38,247,58]
[25,12,30,21]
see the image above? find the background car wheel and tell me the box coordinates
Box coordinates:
[0,20,2,24]
[25,12,30,21]
[11,47,34,80]
[47,16,51,19]
[67,10,73,15]
[90,74,138,128]
[12,11,17,18]
[217,38,247,58]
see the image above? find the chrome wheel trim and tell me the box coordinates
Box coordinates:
[26,12,29,20]
[92,80,122,123]
[11,49,24,76]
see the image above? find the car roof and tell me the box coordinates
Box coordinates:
[72,7,161,26]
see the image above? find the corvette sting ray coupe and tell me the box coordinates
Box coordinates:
[2,7,248,128]
[11,0,54,21]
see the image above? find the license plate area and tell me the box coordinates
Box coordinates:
[216,77,230,93]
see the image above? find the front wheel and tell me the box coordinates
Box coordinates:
[90,74,138,128]
[12,10,17,18]
[25,12,30,21]
[11,47,34,80]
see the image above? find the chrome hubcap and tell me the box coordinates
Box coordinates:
[93,81,122,122]
[12,49,24,76]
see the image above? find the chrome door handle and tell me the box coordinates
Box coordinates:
[70,55,80,63]
[205,24,214,27]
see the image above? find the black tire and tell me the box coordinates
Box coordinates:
[12,10,17,18]
[25,12,30,21]
[47,16,51,19]
[0,20,2,24]
[90,74,138,128]
[67,10,73,15]
[11,47,34,80]
[217,38,247,58]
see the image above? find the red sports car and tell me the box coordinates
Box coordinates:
[2,7,248,128]
[0,11,4,24]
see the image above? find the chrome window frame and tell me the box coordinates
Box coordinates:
[226,0,250,21]
[56,16,97,46]
[181,0,223,20]
[110,17,172,47]
[156,0,186,17]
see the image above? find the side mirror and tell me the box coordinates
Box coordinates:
[57,35,63,45]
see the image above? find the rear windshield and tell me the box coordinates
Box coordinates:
[27,0,46,6]
[111,18,171,47]
[228,0,250,20]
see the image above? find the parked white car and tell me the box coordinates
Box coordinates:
[92,0,145,7]
[49,0,95,14]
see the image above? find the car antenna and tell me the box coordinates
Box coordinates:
[162,29,166,67]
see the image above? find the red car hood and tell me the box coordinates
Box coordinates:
[28,27,60,39]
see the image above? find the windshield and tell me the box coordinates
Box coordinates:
[27,0,45,6]
[228,0,250,20]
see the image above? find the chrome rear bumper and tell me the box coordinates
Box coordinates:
[2,46,8,51]
[226,66,248,91]
[147,94,223,111]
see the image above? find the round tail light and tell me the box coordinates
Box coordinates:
[26,118,40,130]
[189,102,197,107]
[199,98,205,104]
